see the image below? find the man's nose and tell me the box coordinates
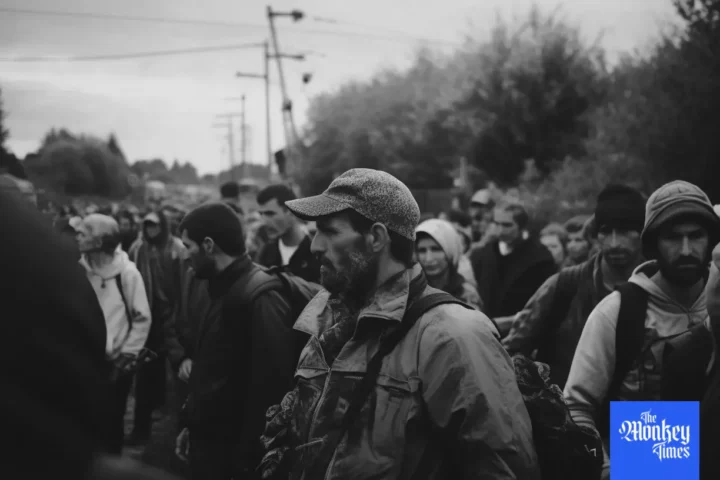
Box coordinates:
[310,232,324,255]
[681,237,692,256]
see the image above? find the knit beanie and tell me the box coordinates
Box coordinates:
[641,180,720,259]
[594,184,646,233]
[179,202,246,255]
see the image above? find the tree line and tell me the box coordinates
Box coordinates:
[294,0,720,220]
[2,1,719,211]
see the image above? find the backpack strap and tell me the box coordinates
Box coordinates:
[115,274,133,330]
[610,282,649,397]
[115,273,135,350]
[596,282,648,434]
[305,274,475,476]
[339,290,473,435]
[536,264,586,363]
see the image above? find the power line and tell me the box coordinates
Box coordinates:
[0,43,264,62]
[0,6,462,47]
[310,15,458,45]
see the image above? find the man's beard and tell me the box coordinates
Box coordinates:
[657,254,706,288]
[192,251,216,279]
[320,240,379,307]
[603,247,636,269]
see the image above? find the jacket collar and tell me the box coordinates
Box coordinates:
[207,254,253,299]
[294,263,424,338]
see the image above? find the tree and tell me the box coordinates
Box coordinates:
[24,130,132,198]
[296,7,607,195]
[457,6,608,185]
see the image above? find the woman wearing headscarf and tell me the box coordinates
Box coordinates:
[415,218,483,310]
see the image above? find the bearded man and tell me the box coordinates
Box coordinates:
[174,202,297,480]
[258,169,540,480]
[564,180,720,480]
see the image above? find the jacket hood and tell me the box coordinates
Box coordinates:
[80,249,132,280]
[629,260,708,317]
[416,219,464,269]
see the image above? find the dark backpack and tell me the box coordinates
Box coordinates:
[516,281,649,480]
[231,264,323,359]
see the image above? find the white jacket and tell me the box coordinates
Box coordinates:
[80,250,152,359]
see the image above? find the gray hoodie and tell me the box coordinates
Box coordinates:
[563,260,708,476]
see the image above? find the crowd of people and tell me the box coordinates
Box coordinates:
[3,167,720,479]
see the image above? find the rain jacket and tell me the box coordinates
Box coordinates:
[416,219,483,310]
[564,260,708,478]
[81,250,152,359]
[270,263,539,480]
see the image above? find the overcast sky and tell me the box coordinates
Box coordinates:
[0,0,676,175]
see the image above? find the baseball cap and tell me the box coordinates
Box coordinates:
[285,168,421,240]
[143,212,160,224]
[471,189,493,206]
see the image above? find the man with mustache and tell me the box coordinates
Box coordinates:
[259,169,539,480]
[502,184,646,389]
[564,180,720,480]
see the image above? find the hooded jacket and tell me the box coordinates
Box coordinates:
[81,250,152,359]
[563,260,708,477]
[416,219,483,310]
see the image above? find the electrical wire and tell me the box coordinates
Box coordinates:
[0,6,462,47]
[310,15,458,45]
[0,42,265,62]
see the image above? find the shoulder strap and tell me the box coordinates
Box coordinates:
[230,266,284,306]
[115,274,133,330]
[611,282,649,397]
[339,290,472,434]
[596,282,649,434]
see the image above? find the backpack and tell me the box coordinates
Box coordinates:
[230,264,323,360]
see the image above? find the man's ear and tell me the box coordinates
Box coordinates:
[202,237,215,255]
[368,223,391,253]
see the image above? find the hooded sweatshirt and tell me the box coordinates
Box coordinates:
[81,250,152,359]
[416,219,483,309]
[563,260,708,475]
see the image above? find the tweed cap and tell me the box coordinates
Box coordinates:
[641,180,720,259]
[285,168,421,240]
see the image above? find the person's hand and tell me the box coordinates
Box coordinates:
[114,353,136,373]
[178,359,193,382]
[175,428,190,463]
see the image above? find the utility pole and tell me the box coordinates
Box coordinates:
[267,6,305,181]
[214,113,242,181]
[236,41,272,179]
[240,95,247,178]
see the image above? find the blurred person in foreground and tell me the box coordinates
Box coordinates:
[415,218,483,309]
[0,187,177,479]
[79,214,153,454]
[259,168,538,480]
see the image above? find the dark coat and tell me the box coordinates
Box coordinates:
[470,237,557,319]
[182,255,297,470]
[256,235,321,283]
[0,188,112,477]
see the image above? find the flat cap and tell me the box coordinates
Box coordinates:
[285,168,421,240]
